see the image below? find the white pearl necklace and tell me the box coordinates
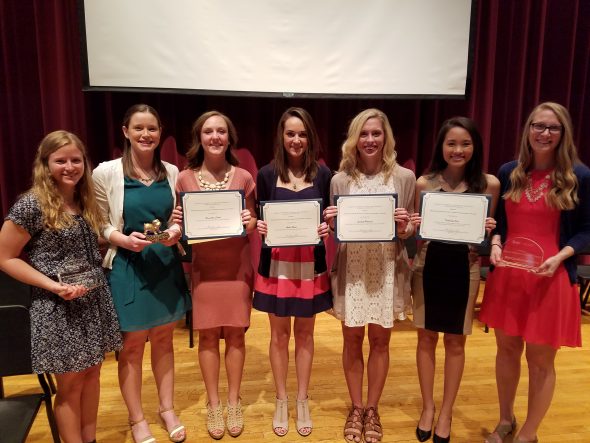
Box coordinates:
[198,170,230,191]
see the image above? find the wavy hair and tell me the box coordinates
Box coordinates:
[31,130,104,233]
[273,107,320,183]
[504,102,579,209]
[121,104,167,181]
[426,116,487,193]
[186,110,239,169]
[338,108,397,182]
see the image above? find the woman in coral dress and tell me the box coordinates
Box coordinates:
[176,110,256,439]
[480,102,590,443]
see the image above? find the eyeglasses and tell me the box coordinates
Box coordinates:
[530,122,563,134]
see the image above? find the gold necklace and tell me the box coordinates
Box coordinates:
[198,167,230,191]
[288,170,305,190]
[134,164,155,183]
[524,173,550,203]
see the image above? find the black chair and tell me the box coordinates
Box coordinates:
[0,304,60,443]
[0,270,56,396]
[0,269,32,307]
[476,241,491,333]
[576,246,590,310]
[180,239,194,348]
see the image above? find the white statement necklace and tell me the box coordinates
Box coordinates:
[524,172,551,203]
[198,169,230,191]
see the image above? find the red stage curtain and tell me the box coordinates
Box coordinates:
[1,0,589,215]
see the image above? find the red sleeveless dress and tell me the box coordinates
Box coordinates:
[480,170,581,348]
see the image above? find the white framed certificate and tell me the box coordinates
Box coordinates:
[261,199,321,247]
[181,190,245,241]
[334,193,397,242]
[417,191,490,245]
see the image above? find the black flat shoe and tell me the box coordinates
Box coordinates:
[415,426,432,442]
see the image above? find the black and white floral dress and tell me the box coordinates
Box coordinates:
[6,193,122,374]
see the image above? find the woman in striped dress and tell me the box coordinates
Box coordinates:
[253,107,332,437]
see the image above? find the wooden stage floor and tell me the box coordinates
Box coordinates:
[6,289,590,442]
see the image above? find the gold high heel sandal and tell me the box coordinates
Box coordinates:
[226,398,244,437]
[157,407,186,442]
[128,417,156,443]
[207,402,225,440]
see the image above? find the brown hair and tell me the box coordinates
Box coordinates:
[121,104,167,181]
[273,107,320,183]
[186,110,239,169]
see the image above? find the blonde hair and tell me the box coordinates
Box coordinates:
[31,130,104,233]
[338,108,397,182]
[504,102,579,210]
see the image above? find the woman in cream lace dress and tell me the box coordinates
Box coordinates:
[324,108,415,443]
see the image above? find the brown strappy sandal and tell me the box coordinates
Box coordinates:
[485,417,517,443]
[343,406,364,443]
[363,407,383,443]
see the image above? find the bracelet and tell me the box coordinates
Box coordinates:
[491,243,502,249]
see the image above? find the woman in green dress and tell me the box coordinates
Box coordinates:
[93,104,191,443]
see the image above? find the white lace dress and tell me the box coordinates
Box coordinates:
[342,172,397,328]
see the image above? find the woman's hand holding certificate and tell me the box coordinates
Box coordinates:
[417,192,490,245]
[181,190,245,241]
[261,199,321,247]
[334,194,397,242]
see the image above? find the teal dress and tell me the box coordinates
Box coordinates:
[109,178,191,332]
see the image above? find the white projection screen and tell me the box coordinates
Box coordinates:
[80,0,475,98]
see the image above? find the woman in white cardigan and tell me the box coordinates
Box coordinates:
[93,104,191,443]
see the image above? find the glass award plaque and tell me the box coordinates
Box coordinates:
[143,219,170,242]
[498,237,544,271]
[57,261,103,290]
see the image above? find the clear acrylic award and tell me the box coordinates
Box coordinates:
[498,237,544,271]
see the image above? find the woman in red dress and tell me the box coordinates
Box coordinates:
[480,102,590,443]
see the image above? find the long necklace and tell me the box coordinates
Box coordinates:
[198,167,230,191]
[524,173,551,203]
